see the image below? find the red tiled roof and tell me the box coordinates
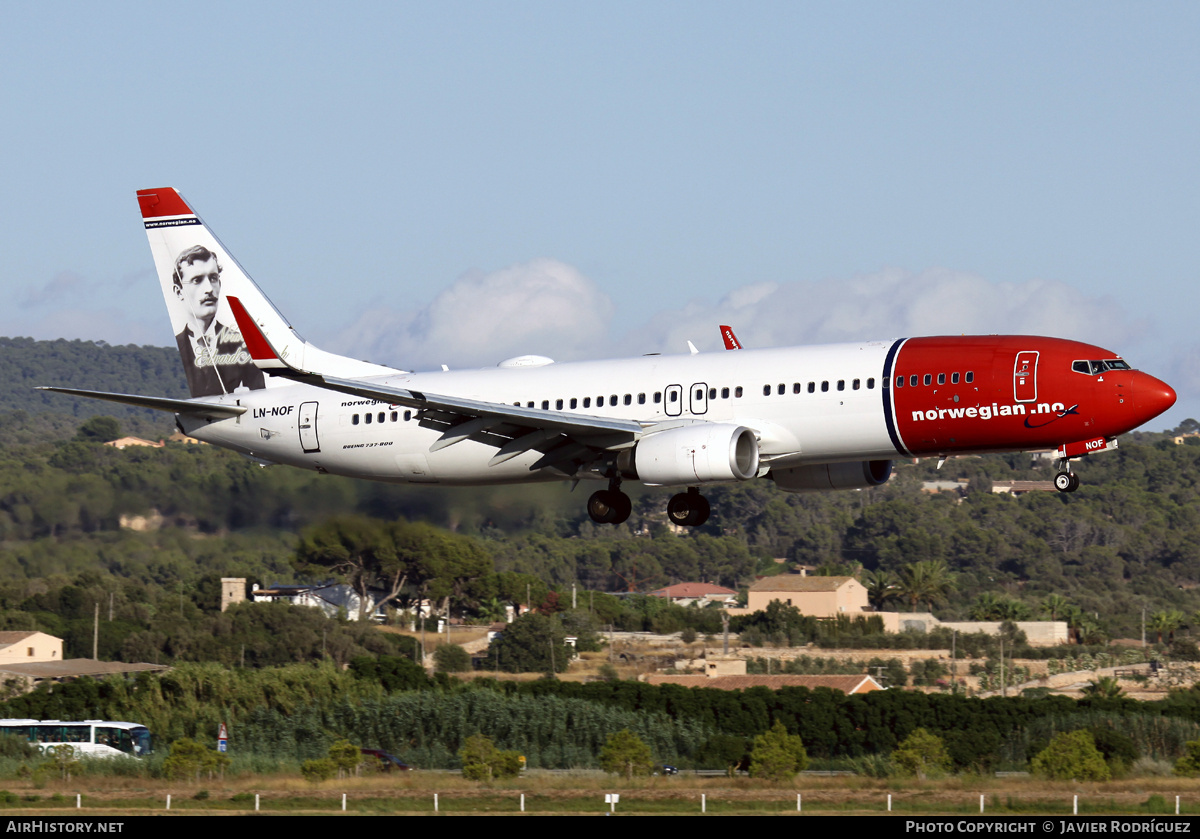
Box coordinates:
[648,583,738,598]
[645,674,883,693]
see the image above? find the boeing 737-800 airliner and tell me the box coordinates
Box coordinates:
[41,189,1177,527]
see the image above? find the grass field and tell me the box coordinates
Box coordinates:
[3,773,1200,816]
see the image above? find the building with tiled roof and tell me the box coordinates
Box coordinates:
[647,582,738,607]
[743,575,869,617]
[645,673,883,694]
[0,632,62,666]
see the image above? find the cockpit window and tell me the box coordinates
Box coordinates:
[1072,359,1132,375]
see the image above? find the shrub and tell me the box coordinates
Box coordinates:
[749,720,808,781]
[891,728,951,779]
[300,758,336,783]
[599,729,654,779]
[1032,731,1111,781]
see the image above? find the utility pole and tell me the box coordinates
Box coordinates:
[92,603,99,660]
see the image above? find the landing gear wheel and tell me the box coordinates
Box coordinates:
[667,489,710,527]
[1054,471,1079,493]
[587,489,632,524]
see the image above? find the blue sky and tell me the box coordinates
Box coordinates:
[3,2,1198,428]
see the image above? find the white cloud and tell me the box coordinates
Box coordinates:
[326,258,615,370]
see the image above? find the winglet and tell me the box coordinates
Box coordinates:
[720,325,743,350]
[227,296,291,371]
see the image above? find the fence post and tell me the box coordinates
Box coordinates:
[1073,795,1078,815]
[435,793,439,813]
[797,793,801,812]
[76,794,80,809]
[342,793,347,811]
[887,794,892,812]
[166,794,171,811]
[980,794,985,813]
[521,793,525,812]
[702,794,706,813]
[255,794,260,811]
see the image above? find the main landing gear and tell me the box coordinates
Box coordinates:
[587,477,632,525]
[667,487,710,527]
[586,482,712,527]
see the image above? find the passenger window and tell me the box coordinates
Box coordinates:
[896,376,904,388]
[721,387,729,398]
[951,372,960,384]
[624,394,632,405]
[365,413,372,424]
[556,399,563,410]
[735,387,743,398]
[669,391,678,403]
[527,401,534,408]
[777,384,785,395]
[937,373,945,385]
[404,411,411,421]
[583,397,591,408]
[570,398,577,409]
[793,383,801,394]
[807,382,815,393]
[837,380,845,391]
[763,385,771,396]
[638,393,646,404]
[391,412,398,422]
[910,375,918,387]
[352,414,359,425]
[610,395,618,406]
[923,374,931,386]
[867,378,875,389]
[821,381,829,392]
[966,371,974,383]
[708,388,716,399]
[653,392,661,404]
[853,379,860,390]
[378,412,385,423]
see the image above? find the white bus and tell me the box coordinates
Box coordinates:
[0,719,153,758]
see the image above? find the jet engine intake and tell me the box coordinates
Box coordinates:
[626,424,760,485]
[770,460,893,492]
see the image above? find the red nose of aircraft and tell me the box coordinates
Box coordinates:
[1135,373,1177,424]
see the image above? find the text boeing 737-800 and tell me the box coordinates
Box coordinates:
[41,189,1177,527]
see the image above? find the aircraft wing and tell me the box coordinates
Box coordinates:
[227,296,644,470]
[35,387,247,419]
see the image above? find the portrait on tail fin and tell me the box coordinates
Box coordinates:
[171,244,265,397]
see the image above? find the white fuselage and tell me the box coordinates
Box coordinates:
[182,342,898,486]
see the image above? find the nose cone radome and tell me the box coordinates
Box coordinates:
[1136,374,1177,424]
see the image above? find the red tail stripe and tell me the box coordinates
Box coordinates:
[227,296,278,361]
[136,188,193,218]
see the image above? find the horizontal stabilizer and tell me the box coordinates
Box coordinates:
[36,387,247,419]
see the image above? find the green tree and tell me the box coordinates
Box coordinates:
[1081,676,1124,700]
[897,559,956,612]
[748,720,809,781]
[328,738,361,779]
[459,733,521,782]
[1174,740,1200,777]
[1031,730,1111,781]
[484,612,572,673]
[891,728,951,779]
[74,416,121,443]
[434,644,471,673]
[301,758,336,783]
[162,738,230,782]
[599,729,654,779]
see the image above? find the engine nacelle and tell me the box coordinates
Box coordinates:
[626,424,760,486]
[770,460,892,492]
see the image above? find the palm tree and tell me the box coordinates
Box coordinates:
[1150,610,1184,644]
[1082,676,1124,699]
[897,559,956,612]
[863,569,898,610]
[1040,593,1071,622]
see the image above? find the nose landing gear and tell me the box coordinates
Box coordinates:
[667,487,710,527]
[1054,459,1080,493]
